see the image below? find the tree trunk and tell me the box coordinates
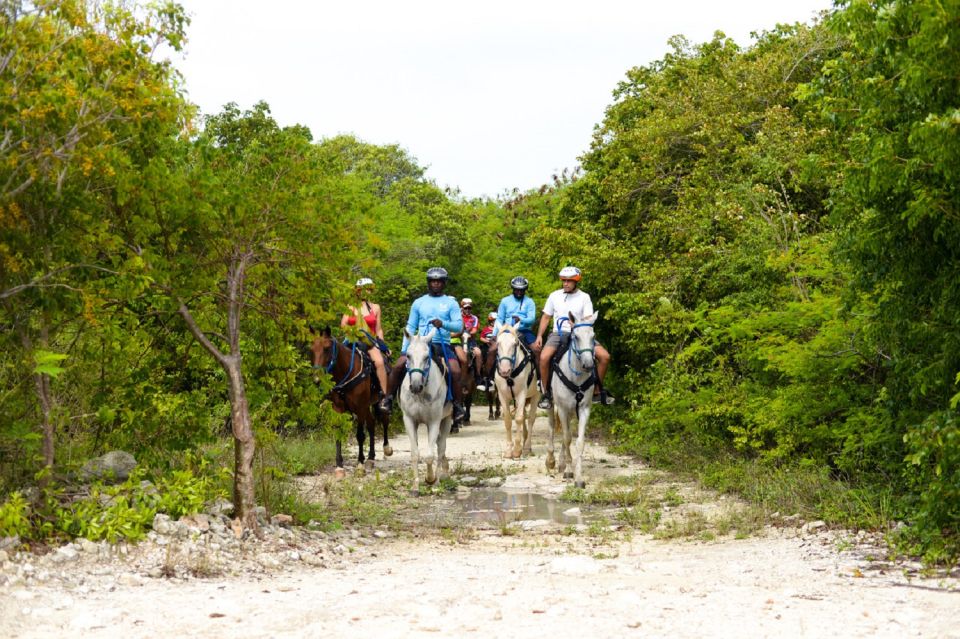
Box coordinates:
[16,322,55,484]
[225,355,257,531]
[176,252,259,533]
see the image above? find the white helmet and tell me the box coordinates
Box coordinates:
[487,312,496,320]
[558,266,581,281]
[355,277,374,288]
[460,298,473,308]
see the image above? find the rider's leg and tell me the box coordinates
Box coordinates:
[369,348,388,397]
[594,343,615,405]
[447,357,465,421]
[483,338,497,382]
[455,345,467,371]
[379,355,407,411]
[471,346,482,378]
[538,343,557,408]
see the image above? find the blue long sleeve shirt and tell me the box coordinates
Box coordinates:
[401,294,464,353]
[494,294,536,336]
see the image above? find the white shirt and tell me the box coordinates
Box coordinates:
[542,288,595,332]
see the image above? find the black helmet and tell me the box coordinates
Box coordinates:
[510,276,529,290]
[426,266,448,282]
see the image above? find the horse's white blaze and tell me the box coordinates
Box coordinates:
[494,325,539,459]
[399,330,451,493]
[545,322,595,487]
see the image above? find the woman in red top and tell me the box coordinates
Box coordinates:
[340,277,389,396]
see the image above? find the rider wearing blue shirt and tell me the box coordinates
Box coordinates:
[380,267,467,424]
[483,276,542,386]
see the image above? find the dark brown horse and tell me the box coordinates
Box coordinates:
[460,347,478,428]
[480,342,501,421]
[312,329,391,472]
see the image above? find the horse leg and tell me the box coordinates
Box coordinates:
[522,398,535,456]
[335,440,346,479]
[424,418,439,485]
[545,407,557,472]
[404,414,420,495]
[437,416,452,481]
[501,395,518,459]
[573,404,590,489]
[357,404,376,471]
[558,406,574,480]
[355,419,366,469]
[377,407,393,457]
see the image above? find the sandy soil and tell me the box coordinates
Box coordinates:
[2,409,959,638]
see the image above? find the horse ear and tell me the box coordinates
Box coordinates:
[585,312,598,324]
[404,327,413,340]
[424,327,437,342]
[568,311,576,325]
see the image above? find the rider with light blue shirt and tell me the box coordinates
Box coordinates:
[483,276,542,386]
[380,267,467,423]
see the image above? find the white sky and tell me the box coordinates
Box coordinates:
[170,0,833,199]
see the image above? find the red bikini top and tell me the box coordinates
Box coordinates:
[346,307,377,331]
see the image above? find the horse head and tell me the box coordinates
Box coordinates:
[312,327,336,370]
[404,327,437,394]
[496,324,520,378]
[568,311,596,372]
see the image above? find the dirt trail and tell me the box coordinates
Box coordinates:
[2,411,959,638]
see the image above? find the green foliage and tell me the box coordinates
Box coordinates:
[0,491,30,538]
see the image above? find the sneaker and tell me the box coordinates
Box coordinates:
[378,396,393,413]
[599,390,615,405]
[475,382,486,392]
[453,402,466,422]
[537,395,552,410]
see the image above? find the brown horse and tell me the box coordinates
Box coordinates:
[312,328,392,472]
[460,347,478,428]
[480,343,501,421]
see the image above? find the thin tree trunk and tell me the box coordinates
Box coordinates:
[225,355,257,531]
[176,252,258,532]
[16,322,55,483]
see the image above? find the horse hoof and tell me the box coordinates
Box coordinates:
[334,467,347,480]
[575,480,586,489]
[364,460,375,471]
[450,424,460,434]
[563,471,574,480]
[383,445,393,457]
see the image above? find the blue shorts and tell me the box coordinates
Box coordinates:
[518,329,536,346]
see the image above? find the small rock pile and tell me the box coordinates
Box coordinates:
[0,502,391,592]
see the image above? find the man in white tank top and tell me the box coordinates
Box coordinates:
[533,266,614,408]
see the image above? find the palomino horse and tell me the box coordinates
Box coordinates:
[399,328,453,494]
[494,324,539,459]
[312,328,392,473]
[545,312,597,488]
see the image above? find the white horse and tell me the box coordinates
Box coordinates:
[545,312,598,488]
[494,324,540,459]
[399,328,453,494]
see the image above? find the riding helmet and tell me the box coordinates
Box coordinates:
[460,298,473,308]
[558,266,581,281]
[426,266,448,282]
[355,277,374,288]
[510,276,529,290]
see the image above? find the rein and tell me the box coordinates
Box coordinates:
[327,339,369,397]
[554,318,597,408]
[496,334,534,401]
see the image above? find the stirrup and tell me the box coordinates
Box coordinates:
[593,390,615,405]
[378,395,393,412]
[537,394,552,409]
[453,402,466,421]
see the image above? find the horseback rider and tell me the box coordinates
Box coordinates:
[340,277,390,399]
[379,267,467,423]
[535,266,614,408]
[483,276,540,387]
[454,298,482,381]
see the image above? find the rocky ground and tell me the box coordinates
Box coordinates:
[1,410,958,638]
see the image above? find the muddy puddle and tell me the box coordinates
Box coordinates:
[454,488,592,526]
